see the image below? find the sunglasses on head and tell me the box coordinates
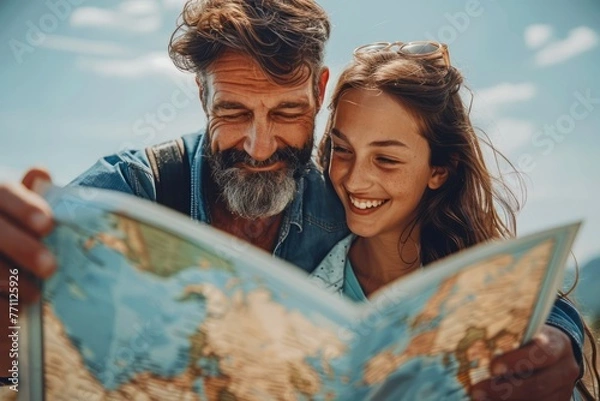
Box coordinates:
[353,41,450,68]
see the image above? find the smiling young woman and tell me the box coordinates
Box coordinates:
[312,41,600,400]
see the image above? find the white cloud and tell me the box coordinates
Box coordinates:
[162,0,186,9]
[475,82,537,112]
[535,26,599,67]
[524,24,553,49]
[120,0,160,16]
[515,143,600,262]
[77,52,185,78]
[40,34,128,56]
[487,118,535,155]
[470,84,537,164]
[70,7,115,27]
[70,1,161,33]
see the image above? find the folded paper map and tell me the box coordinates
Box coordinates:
[18,185,579,401]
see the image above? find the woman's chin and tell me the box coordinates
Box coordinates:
[347,222,379,238]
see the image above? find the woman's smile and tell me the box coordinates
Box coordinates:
[348,194,389,214]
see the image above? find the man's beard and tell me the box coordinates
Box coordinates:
[206,137,313,219]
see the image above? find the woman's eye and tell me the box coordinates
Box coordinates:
[376,157,399,165]
[332,145,351,154]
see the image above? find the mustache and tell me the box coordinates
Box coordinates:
[211,144,313,171]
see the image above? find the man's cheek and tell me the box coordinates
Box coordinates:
[209,124,242,152]
[296,115,316,132]
[281,116,314,137]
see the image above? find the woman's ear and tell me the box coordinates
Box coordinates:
[428,166,449,190]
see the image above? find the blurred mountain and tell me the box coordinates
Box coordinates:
[564,256,600,327]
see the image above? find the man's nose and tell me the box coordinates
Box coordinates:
[244,119,277,162]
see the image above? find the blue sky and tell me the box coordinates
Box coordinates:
[1,0,599,265]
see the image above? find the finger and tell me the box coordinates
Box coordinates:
[0,182,54,236]
[0,215,56,279]
[21,167,52,191]
[471,362,578,401]
[471,379,520,401]
[489,325,572,377]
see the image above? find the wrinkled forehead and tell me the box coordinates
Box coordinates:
[203,50,315,98]
[207,51,264,78]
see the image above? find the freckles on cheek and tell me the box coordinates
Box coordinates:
[331,178,346,200]
[329,170,348,200]
[387,175,411,195]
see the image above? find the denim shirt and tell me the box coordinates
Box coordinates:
[70,131,584,369]
[69,131,349,273]
[311,235,585,369]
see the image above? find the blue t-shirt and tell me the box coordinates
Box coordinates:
[343,258,367,302]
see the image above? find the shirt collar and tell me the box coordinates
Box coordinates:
[190,132,210,222]
[309,234,356,293]
[287,169,306,232]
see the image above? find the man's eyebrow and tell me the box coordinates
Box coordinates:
[330,128,408,148]
[213,100,310,112]
[274,100,311,110]
[212,101,247,111]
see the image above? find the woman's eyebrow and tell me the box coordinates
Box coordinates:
[330,128,348,140]
[331,128,408,148]
[369,139,408,148]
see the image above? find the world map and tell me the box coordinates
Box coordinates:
[21,187,566,401]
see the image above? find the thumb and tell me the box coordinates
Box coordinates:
[21,167,52,191]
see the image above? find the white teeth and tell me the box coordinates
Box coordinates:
[349,196,386,210]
